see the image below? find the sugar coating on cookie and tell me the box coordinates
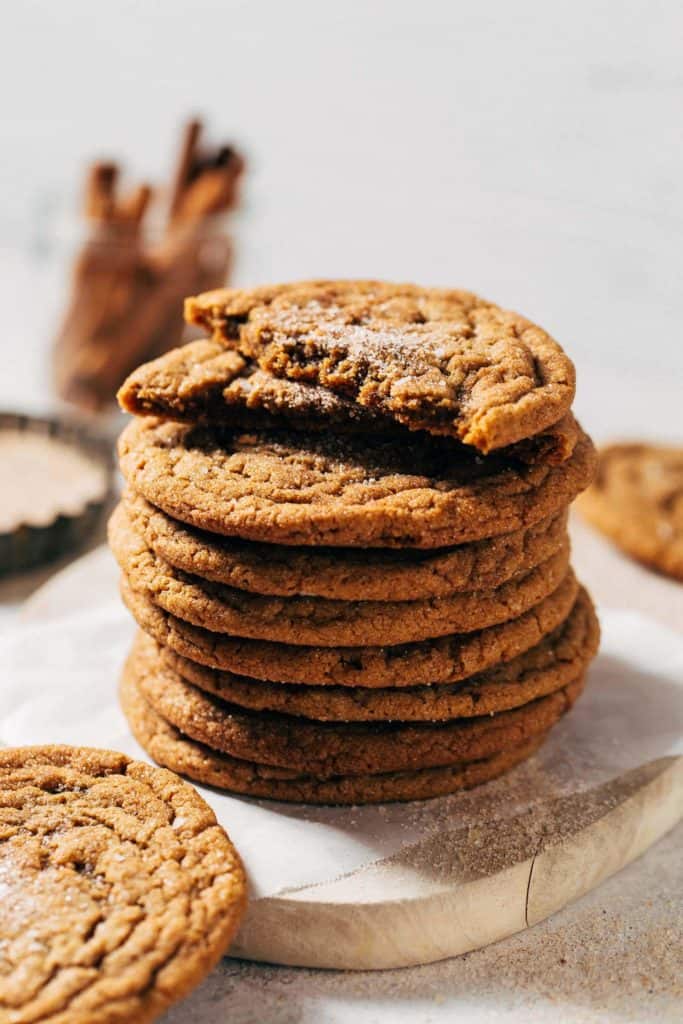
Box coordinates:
[118,338,399,433]
[0,745,246,1024]
[184,280,576,453]
[118,336,580,466]
[118,418,596,548]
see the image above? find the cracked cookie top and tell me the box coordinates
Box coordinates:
[0,745,246,1024]
[119,487,569,602]
[578,442,683,580]
[118,417,595,548]
[118,337,579,466]
[185,280,576,453]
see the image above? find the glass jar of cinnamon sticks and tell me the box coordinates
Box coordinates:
[51,119,244,414]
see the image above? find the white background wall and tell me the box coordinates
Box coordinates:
[1,0,681,439]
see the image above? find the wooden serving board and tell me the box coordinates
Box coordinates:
[230,757,682,969]
[4,524,682,971]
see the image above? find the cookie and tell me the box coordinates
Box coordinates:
[157,587,598,722]
[118,339,392,433]
[121,569,580,687]
[122,488,569,601]
[0,745,246,1024]
[129,635,586,776]
[577,442,683,581]
[122,670,548,804]
[110,504,570,646]
[118,418,596,548]
[184,280,576,453]
[118,338,580,465]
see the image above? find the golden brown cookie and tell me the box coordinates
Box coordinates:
[121,671,548,804]
[110,504,570,646]
[120,570,580,687]
[0,745,246,1024]
[184,280,576,453]
[128,636,586,777]
[118,418,596,548]
[156,587,598,722]
[121,487,569,601]
[118,339,392,433]
[118,338,580,465]
[578,442,683,581]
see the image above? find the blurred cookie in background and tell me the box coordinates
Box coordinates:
[577,442,683,582]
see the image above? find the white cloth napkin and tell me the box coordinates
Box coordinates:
[1,547,682,898]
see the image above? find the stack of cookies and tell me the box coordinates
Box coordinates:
[111,280,600,804]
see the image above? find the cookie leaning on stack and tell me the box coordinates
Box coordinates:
[113,280,600,804]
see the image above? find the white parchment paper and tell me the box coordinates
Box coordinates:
[1,547,682,899]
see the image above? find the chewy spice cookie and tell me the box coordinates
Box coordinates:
[128,635,586,778]
[578,442,683,581]
[121,672,547,804]
[112,277,599,806]
[118,418,596,548]
[118,337,581,465]
[0,745,246,1024]
[120,570,580,688]
[155,587,599,722]
[121,488,569,602]
[118,339,395,435]
[184,280,576,453]
[110,503,570,646]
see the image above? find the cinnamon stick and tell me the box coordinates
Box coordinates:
[85,162,118,221]
[168,118,202,223]
[53,119,243,412]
